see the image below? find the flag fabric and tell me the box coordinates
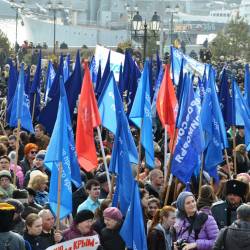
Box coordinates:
[200,66,228,172]
[96,51,110,98]
[63,54,70,83]
[244,64,250,109]
[44,77,81,219]
[156,64,178,139]
[94,61,102,94]
[29,50,42,120]
[218,68,233,129]
[129,60,154,168]
[9,64,34,133]
[6,59,18,123]
[171,73,204,184]
[44,60,55,103]
[76,63,101,172]
[90,56,97,85]
[176,58,184,102]
[24,66,31,96]
[232,80,250,150]
[98,72,138,164]
[120,180,148,250]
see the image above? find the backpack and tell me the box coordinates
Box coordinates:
[193,212,208,240]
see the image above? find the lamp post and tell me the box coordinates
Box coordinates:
[47,0,63,55]
[125,4,138,40]
[10,0,26,54]
[131,11,160,62]
[165,4,180,45]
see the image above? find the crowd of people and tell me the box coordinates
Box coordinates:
[0,50,250,250]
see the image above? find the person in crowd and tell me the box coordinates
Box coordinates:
[38,209,63,248]
[212,179,248,229]
[0,202,26,250]
[96,172,110,199]
[148,206,176,250]
[217,157,234,181]
[63,209,98,240]
[24,151,46,187]
[144,169,164,201]
[0,170,16,198]
[34,124,50,150]
[0,142,8,157]
[6,198,25,235]
[0,155,24,188]
[20,143,38,175]
[93,199,112,235]
[174,191,219,250]
[235,126,245,146]
[72,183,88,217]
[147,197,161,220]
[213,203,250,250]
[197,185,217,215]
[235,144,250,174]
[77,179,102,213]
[23,187,43,214]
[24,213,46,250]
[28,171,49,206]
[8,135,24,161]
[100,207,125,250]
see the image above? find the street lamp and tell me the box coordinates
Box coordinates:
[10,0,26,54]
[126,4,138,39]
[165,4,180,45]
[47,0,63,55]
[131,11,160,62]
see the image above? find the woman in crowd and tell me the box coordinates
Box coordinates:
[174,191,219,250]
[23,213,44,250]
[63,209,98,241]
[235,144,250,174]
[100,207,125,250]
[27,171,48,206]
[147,205,176,250]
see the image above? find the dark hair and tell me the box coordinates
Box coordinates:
[0,143,7,156]
[94,198,112,219]
[139,189,149,199]
[8,135,16,141]
[0,155,10,163]
[237,204,250,222]
[35,124,46,133]
[148,197,161,208]
[85,179,100,191]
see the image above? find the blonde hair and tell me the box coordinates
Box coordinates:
[28,172,48,191]
[25,213,40,227]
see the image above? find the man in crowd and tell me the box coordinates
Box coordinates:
[212,179,248,229]
[0,170,16,199]
[34,124,50,150]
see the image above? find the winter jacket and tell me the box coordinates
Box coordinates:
[10,163,24,188]
[24,231,47,250]
[174,212,219,250]
[34,190,49,206]
[100,225,125,250]
[213,220,250,250]
[0,231,26,250]
[148,223,173,250]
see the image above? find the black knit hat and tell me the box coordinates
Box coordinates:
[225,180,248,199]
[74,210,94,224]
[12,189,29,199]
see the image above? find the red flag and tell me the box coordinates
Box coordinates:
[76,62,101,172]
[156,64,178,139]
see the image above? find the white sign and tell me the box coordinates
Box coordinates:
[46,235,100,250]
[95,45,125,81]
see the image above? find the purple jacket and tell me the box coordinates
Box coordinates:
[174,212,219,250]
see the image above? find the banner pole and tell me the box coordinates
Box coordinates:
[13,119,21,187]
[32,93,37,122]
[56,162,62,231]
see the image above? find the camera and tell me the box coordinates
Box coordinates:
[176,239,187,250]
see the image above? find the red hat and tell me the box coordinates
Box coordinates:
[103,207,123,221]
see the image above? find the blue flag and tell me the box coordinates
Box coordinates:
[232,80,250,150]
[94,61,102,94]
[30,50,42,121]
[90,55,97,85]
[24,66,31,96]
[63,54,70,83]
[218,68,233,129]
[9,64,34,133]
[244,64,250,109]
[44,77,81,219]
[201,66,228,172]
[44,60,55,103]
[98,72,138,164]
[171,73,204,184]
[129,61,154,168]
[6,59,18,123]
[120,180,148,250]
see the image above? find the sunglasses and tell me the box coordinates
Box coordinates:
[30,151,37,154]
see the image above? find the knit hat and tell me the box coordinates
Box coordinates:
[176,191,195,218]
[35,152,45,161]
[12,189,29,199]
[103,207,123,221]
[0,203,15,232]
[225,179,248,199]
[0,170,12,181]
[74,210,94,224]
[6,199,24,214]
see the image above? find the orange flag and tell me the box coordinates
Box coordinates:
[156,64,178,140]
[76,62,101,172]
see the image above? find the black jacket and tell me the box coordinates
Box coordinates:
[24,232,48,250]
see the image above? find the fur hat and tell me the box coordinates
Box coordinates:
[225,179,248,199]
[103,207,123,221]
[0,203,15,232]
[74,210,94,224]
[12,189,29,199]
[0,170,12,181]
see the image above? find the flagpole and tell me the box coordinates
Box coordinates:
[232,125,237,175]
[97,126,111,193]
[224,149,232,180]
[198,153,204,197]
[137,120,143,181]
[56,162,62,231]
[13,119,21,187]
[0,121,7,136]
[164,127,178,205]
[163,125,168,184]
[32,93,37,122]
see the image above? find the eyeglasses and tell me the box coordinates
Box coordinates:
[30,151,37,155]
